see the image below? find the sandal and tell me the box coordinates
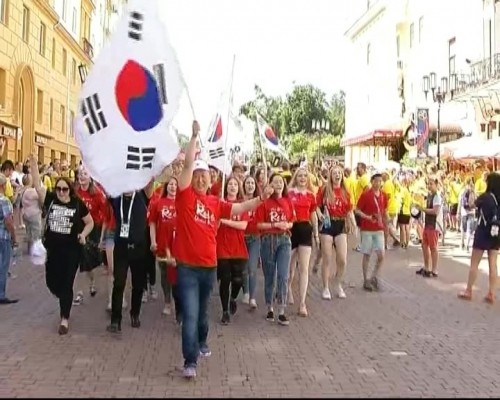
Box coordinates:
[298,304,308,317]
[431,272,438,278]
[458,290,472,301]
[484,292,495,304]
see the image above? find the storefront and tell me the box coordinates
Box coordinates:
[34,132,53,165]
[0,121,19,161]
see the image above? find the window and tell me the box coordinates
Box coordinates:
[418,17,424,43]
[396,35,400,58]
[51,38,56,68]
[62,48,67,76]
[0,68,6,108]
[409,23,414,48]
[61,1,66,20]
[0,0,8,25]
[449,37,456,76]
[72,58,76,85]
[72,7,77,33]
[22,5,30,43]
[366,43,371,65]
[70,110,75,137]
[39,22,46,56]
[60,105,66,133]
[36,89,43,123]
[49,98,53,130]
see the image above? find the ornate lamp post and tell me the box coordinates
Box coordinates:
[422,73,448,167]
[312,119,330,165]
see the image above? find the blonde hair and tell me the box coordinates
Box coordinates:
[289,167,314,193]
[323,166,349,206]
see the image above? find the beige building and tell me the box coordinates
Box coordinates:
[0,0,95,166]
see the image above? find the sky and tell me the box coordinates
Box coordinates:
[159,0,355,137]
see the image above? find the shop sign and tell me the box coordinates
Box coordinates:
[35,135,48,146]
[1,125,17,139]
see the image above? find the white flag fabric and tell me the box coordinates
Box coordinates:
[201,89,233,176]
[256,115,288,158]
[74,0,182,196]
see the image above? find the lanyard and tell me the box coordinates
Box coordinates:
[120,192,136,225]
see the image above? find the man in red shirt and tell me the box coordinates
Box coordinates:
[355,173,388,292]
[175,121,273,379]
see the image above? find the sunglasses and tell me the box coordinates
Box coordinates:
[55,186,69,193]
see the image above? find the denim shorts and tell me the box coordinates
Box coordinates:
[104,230,115,246]
[360,231,385,254]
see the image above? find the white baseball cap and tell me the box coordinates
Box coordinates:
[193,159,209,172]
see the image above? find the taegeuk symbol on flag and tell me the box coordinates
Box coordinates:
[74,0,183,197]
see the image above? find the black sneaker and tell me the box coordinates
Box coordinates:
[221,312,230,325]
[277,314,289,326]
[363,281,373,292]
[229,299,237,315]
[176,313,182,325]
[0,298,19,305]
[266,311,275,322]
[131,316,141,328]
[90,286,97,297]
[416,268,425,275]
[106,322,121,334]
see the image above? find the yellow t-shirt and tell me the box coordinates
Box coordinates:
[400,186,412,215]
[354,174,370,204]
[344,175,356,205]
[5,180,13,200]
[382,179,399,215]
[475,178,487,196]
[448,182,462,205]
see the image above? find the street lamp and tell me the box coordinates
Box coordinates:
[422,73,448,168]
[311,119,330,164]
[78,64,88,84]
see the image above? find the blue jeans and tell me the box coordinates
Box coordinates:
[0,239,12,300]
[243,235,261,299]
[177,265,216,368]
[260,234,291,307]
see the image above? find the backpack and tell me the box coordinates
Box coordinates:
[479,193,500,247]
[462,189,475,211]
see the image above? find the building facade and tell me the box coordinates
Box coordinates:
[342,0,484,168]
[0,0,96,165]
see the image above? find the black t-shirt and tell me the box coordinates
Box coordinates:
[110,190,149,244]
[43,191,89,247]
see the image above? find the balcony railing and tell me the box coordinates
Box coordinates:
[453,54,500,97]
[83,38,94,59]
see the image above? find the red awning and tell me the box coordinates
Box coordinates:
[341,127,403,147]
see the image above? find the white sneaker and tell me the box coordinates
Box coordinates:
[106,302,112,312]
[73,292,84,306]
[336,286,347,299]
[249,299,257,309]
[241,293,250,304]
[162,304,172,315]
[142,291,148,303]
[322,288,332,300]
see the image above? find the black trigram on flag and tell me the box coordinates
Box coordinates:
[153,64,168,105]
[128,12,144,40]
[81,94,107,135]
[209,147,225,159]
[126,146,155,170]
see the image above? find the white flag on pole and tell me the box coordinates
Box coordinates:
[74,0,183,196]
[256,114,288,158]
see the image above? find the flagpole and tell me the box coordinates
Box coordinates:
[220,54,236,199]
[256,115,268,184]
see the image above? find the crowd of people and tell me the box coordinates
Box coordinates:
[0,126,499,379]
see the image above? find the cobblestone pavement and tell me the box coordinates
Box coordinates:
[1,232,500,398]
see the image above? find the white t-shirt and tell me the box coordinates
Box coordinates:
[425,192,444,232]
[11,171,24,186]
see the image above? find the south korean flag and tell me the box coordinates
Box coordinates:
[74,0,183,197]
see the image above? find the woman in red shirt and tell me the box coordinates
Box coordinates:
[256,173,295,326]
[287,167,318,317]
[316,165,355,301]
[149,176,180,321]
[73,166,107,305]
[216,176,249,324]
[242,175,260,309]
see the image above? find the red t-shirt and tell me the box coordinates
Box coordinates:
[245,209,260,235]
[103,202,116,231]
[148,196,176,258]
[356,189,388,231]
[255,196,296,235]
[77,187,106,225]
[210,179,222,197]
[288,189,316,222]
[173,186,232,267]
[217,200,249,259]
[316,186,353,218]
